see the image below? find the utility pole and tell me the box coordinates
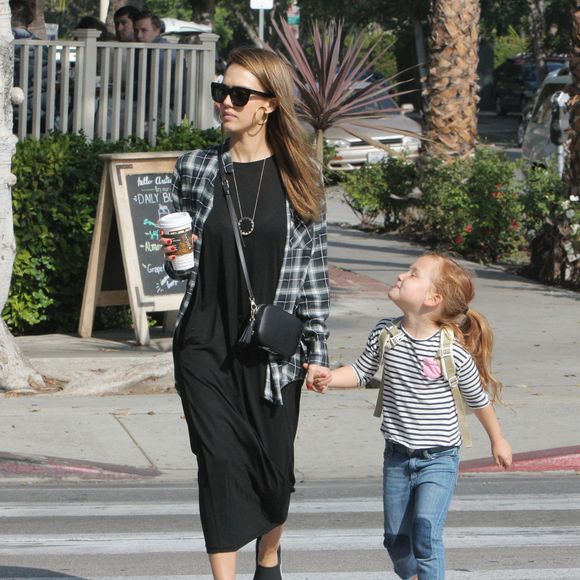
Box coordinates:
[250,0,273,44]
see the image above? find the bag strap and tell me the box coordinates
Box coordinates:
[218,150,258,319]
[437,326,473,448]
[373,317,404,418]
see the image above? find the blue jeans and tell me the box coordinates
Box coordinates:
[383,441,459,580]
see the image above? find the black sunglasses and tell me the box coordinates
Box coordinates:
[211,82,274,107]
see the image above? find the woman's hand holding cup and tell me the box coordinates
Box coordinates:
[158,212,198,274]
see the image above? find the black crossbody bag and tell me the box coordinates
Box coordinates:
[219,152,304,361]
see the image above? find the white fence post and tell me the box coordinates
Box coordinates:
[197,33,219,130]
[71,28,101,140]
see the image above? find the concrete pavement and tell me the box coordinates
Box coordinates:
[1,191,579,481]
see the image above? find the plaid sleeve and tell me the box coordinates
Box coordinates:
[295,214,330,366]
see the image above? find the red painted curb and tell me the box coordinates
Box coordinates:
[460,445,580,473]
[0,451,160,479]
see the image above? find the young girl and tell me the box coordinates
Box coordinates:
[311,252,512,580]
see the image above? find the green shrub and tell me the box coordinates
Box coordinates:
[341,163,384,227]
[416,157,473,245]
[521,164,579,288]
[375,157,418,230]
[5,126,220,335]
[418,149,525,262]
[341,157,417,229]
[154,119,220,152]
[520,162,568,241]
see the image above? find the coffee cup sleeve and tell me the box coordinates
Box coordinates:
[164,258,193,281]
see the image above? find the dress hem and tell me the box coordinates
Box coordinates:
[205,520,286,554]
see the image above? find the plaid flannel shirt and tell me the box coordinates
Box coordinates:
[165,144,330,405]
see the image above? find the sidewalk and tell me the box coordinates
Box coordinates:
[1,192,579,481]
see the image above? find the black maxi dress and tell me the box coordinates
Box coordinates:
[175,157,303,554]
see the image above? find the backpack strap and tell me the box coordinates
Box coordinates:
[437,326,473,448]
[373,317,404,418]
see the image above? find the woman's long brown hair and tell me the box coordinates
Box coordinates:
[226,47,324,222]
[428,253,503,403]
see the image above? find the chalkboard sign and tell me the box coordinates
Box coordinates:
[79,152,186,345]
[125,172,186,296]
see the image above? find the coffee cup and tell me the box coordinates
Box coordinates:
[158,212,195,274]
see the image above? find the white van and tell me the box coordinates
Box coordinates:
[521,67,570,166]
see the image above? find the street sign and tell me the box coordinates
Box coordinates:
[250,0,273,8]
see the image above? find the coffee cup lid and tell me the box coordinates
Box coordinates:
[158,212,192,230]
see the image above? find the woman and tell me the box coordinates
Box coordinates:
[161,47,330,580]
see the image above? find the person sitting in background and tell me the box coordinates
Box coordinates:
[113,5,140,42]
[134,11,168,43]
[133,10,174,121]
[75,15,115,41]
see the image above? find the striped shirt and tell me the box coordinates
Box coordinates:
[352,317,490,448]
[165,144,330,405]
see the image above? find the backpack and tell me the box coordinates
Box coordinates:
[372,317,473,447]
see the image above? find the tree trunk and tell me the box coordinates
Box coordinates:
[422,0,480,160]
[0,0,45,392]
[528,1,580,287]
[234,8,261,46]
[528,0,547,85]
[27,0,46,40]
[568,1,580,201]
[315,129,324,167]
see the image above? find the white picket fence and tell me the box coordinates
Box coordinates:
[12,29,218,145]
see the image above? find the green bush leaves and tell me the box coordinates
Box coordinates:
[5,126,220,335]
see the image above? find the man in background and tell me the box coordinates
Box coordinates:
[134,11,168,44]
[114,5,140,42]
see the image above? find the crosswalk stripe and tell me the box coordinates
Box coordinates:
[5,571,580,580]
[1,525,579,556]
[1,493,578,518]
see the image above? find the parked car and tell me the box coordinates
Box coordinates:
[521,67,570,166]
[324,96,422,171]
[493,55,567,116]
[516,101,533,147]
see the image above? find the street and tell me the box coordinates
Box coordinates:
[2,111,579,580]
[1,475,579,579]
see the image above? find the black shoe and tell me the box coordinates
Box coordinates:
[253,540,282,580]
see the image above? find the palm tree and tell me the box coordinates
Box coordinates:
[273,18,416,165]
[422,0,481,159]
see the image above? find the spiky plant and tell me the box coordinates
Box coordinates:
[272,19,416,164]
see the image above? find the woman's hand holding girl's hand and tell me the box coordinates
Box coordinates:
[160,230,198,262]
[303,363,332,394]
[491,436,512,469]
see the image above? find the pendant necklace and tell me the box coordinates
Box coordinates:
[230,158,266,236]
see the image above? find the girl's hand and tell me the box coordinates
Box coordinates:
[160,230,198,262]
[491,436,512,469]
[303,363,332,394]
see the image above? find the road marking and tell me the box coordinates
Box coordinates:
[1,526,579,555]
[5,571,580,580]
[1,494,578,518]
